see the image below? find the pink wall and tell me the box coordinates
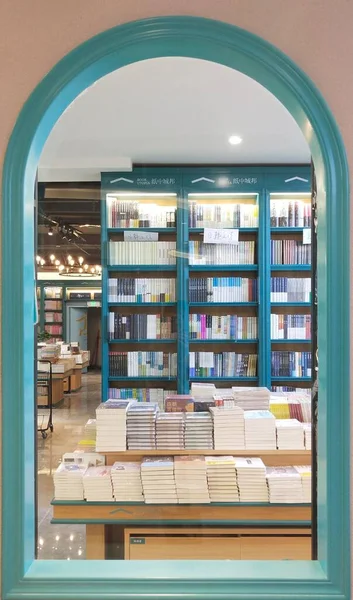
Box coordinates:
[0,0,352,584]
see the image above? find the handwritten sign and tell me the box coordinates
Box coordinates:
[124,231,159,242]
[203,228,239,245]
[303,228,311,244]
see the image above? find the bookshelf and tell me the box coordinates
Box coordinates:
[101,166,312,399]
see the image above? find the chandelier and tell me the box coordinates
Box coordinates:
[36,254,102,277]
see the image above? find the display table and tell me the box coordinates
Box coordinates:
[51,500,311,560]
[51,448,312,560]
[37,368,74,406]
[63,360,90,393]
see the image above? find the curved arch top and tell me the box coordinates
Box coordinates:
[1,15,350,600]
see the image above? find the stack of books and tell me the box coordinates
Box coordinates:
[235,457,268,502]
[184,412,213,449]
[304,423,312,449]
[141,457,177,504]
[126,402,159,450]
[95,400,130,452]
[244,410,276,449]
[111,461,144,502]
[210,406,245,449]
[276,419,305,449]
[190,383,216,412]
[164,394,194,413]
[266,466,303,503]
[206,456,239,502]
[295,465,312,502]
[83,466,114,502]
[174,455,210,504]
[156,413,185,449]
[53,463,87,500]
[232,387,270,410]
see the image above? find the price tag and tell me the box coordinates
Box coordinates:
[203,228,239,245]
[124,231,159,241]
[303,228,311,244]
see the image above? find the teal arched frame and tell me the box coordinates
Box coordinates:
[1,16,350,600]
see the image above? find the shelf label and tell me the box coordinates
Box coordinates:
[130,537,145,545]
[204,228,239,245]
[303,229,311,244]
[124,231,159,241]
[87,301,101,307]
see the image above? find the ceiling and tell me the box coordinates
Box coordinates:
[37,57,310,273]
[38,57,310,181]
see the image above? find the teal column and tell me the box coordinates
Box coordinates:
[176,190,189,394]
[258,189,271,388]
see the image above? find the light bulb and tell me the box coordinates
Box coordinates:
[78,256,84,265]
[36,256,41,264]
[67,255,72,262]
[50,254,55,262]
[40,259,45,266]
[55,260,60,266]
[84,264,89,271]
[79,268,83,273]
[228,135,242,145]
[59,265,64,272]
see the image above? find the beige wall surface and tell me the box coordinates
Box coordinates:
[0,0,352,588]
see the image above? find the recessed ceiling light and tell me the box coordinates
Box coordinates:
[228,135,242,145]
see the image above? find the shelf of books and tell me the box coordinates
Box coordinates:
[52,166,313,559]
[43,286,64,343]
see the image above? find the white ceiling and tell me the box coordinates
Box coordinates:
[39,58,310,181]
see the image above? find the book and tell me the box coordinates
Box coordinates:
[271,314,311,340]
[270,239,311,265]
[189,352,257,378]
[189,314,257,340]
[108,278,176,303]
[107,197,176,229]
[234,457,268,502]
[108,241,176,265]
[189,277,257,303]
[266,466,303,503]
[109,351,177,378]
[83,466,114,502]
[189,201,258,229]
[244,410,276,450]
[271,351,312,378]
[189,240,255,265]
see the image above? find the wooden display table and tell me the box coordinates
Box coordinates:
[51,448,312,559]
[63,360,90,393]
[52,500,311,560]
[37,368,74,406]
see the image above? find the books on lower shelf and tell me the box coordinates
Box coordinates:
[189,314,258,340]
[174,455,210,504]
[271,351,312,378]
[107,198,176,228]
[189,241,255,265]
[276,419,305,450]
[109,351,177,377]
[108,278,176,303]
[270,199,311,228]
[189,202,258,229]
[53,463,87,500]
[53,452,312,504]
[206,456,239,502]
[271,314,311,340]
[266,466,303,503]
[234,457,269,502]
[111,461,144,502]
[294,464,312,502]
[127,402,159,450]
[271,277,311,303]
[83,466,114,501]
[244,411,276,450]
[189,277,257,303]
[95,400,129,452]
[270,240,311,265]
[189,352,257,378]
[141,457,177,504]
[108,313,177,340]
[271,386,311,394]
[108,241,176,265]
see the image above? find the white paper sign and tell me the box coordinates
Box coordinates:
[303,228,311,244]
[203,228,239,245]
[124,231,159,242]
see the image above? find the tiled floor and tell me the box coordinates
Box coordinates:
[37,371,101,560]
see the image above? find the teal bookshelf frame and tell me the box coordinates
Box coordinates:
[102,166,312,396]
[1,14,350,600]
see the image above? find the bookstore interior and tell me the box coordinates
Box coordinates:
[36,57,314,562]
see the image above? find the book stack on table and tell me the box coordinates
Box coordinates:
[174,455,210,504]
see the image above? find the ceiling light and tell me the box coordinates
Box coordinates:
[50,254,55,262]
[48,227,54,236]
[55,260,60,266]
[228,135,242,145]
